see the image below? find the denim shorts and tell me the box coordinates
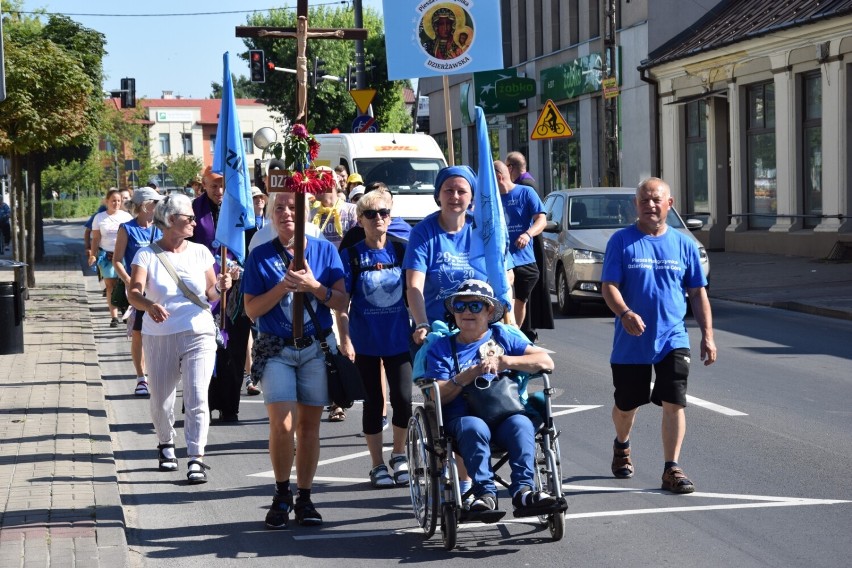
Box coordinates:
[260,334,336,407]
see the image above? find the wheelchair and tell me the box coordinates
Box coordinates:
[406,370,568,550]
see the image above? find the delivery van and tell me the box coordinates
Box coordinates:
[313,133,447,225]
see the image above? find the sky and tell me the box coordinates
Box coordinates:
[14,1,386,100]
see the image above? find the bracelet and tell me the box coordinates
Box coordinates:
[523,231,531,240]
[214,283,222,293]
[619,308,632,319]
[319,286,333,304]
[450,376,462,388]
[415,322,430,332]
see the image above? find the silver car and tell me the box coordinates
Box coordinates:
[540,188,709,315]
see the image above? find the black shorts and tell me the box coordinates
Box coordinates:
[512,262,540,302]
[611,348,690,410]
[132,308,144,332]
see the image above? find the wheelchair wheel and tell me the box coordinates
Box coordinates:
[407,406,440,538]
[535,435,566,541]
[441,503,458,551]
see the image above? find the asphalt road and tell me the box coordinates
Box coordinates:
[81,266,852,567]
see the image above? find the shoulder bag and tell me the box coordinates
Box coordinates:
[451,335,525,427]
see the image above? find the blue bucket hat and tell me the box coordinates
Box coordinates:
[433,165,476,205]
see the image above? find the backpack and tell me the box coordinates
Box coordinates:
[343,237,408,304]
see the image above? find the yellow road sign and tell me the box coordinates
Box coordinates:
[530,99,574,140]
[349,89,377,115]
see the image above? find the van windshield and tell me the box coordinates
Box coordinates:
[354,158,444,195]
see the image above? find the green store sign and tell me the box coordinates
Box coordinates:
[540,50,619,103]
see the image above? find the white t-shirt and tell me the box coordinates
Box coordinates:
[131,241,216,336]
[93,210,133,252]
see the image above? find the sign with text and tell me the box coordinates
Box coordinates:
[383,0,504,80]
[473,69,518,116]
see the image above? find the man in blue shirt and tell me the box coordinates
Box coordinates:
[494,161,546,331]
[601,177,717,494]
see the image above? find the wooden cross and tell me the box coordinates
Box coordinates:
[236,0,367,337]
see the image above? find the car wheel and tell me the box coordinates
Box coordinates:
[556,267,580,316]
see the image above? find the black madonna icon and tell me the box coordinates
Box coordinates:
[419,2,475,66]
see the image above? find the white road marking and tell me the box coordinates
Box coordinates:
[650,381,748,416]
[550,404,602,417]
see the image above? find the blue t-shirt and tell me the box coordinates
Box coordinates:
[340,240,409,357]
[403,212,485,323]
[242,236,345,339]
[601,224,707,364]
[120,220,162,273]
[501,184,544,267]
[424,325,531,422]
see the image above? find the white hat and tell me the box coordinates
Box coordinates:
[131,187,165,205]
[251,186,265,198]
[348,185,366,202]
[444,279,505,324]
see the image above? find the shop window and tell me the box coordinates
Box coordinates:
[746,82,776,229]
[802,72,822,229]
[551,102,580,191]
[685,100,708,214]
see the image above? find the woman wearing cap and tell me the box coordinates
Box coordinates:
[89,188,133,327]
[113,187,164,396]
[127,194,232,484]
[423,279,556,515]
[242,191,348,529]
[403,165,485,348]
[338,187,412,488]
[345,173,363,199]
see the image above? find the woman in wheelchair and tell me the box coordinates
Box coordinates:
[423,279,557,515]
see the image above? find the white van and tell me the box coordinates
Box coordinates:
[313,133,447,225]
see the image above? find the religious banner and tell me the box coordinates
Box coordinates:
[382,0,503,80]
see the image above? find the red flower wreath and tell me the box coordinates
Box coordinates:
[267,124,335,195]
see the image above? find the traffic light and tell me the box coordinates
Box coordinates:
[249,50,266,83]
[253,158,263,189]
[312,57,327,88]
[120,77,136,108]
[346,65,357,91]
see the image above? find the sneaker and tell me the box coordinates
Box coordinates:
[110,317,119,328]
[369,464,395,488]
[245,374,261,396]
[265,493,293,530]
[388,454,409,485]
[512,487,556,511]
[469,493,497,512]
[661,466,695,494]
[294,499,323,526]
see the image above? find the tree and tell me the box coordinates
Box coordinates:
[210,74,263,99]
[243,5,411,134]
[161,154,204,189]
[0,3,106,284]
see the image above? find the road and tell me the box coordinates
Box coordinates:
[78,263,852,568]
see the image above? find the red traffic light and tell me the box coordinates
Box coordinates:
[251,52,262,62]
[267,61,275,71]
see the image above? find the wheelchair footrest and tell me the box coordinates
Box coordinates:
[511,498,569,519]
[460,509,507,524]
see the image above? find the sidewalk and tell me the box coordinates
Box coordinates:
[0,257,128,568]
[0,245,849,567]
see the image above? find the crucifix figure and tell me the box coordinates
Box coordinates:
[236,0,366,336]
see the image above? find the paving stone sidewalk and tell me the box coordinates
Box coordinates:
[0,259,128,568]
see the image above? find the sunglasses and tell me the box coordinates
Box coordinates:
[175,213,196,222]
[451,300,488,314]
[361,208,391,220]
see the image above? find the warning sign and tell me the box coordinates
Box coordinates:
[530,99,574,140]
[349,89,377,115]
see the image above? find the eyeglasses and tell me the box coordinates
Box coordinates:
[361,208,391,220]
[451,300,487,314]
[175,214,196,222]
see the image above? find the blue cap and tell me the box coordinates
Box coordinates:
[434,165,476,205]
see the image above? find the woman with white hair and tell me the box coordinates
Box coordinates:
[127,194,232,484]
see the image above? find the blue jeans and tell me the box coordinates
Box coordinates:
[445,413,536,497]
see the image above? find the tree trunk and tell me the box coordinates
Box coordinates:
[25,155,38,287]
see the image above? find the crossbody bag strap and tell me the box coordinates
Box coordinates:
[150,242,209,311]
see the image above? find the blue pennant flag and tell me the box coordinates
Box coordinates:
[212,52,254,264]
[469,106,511,311]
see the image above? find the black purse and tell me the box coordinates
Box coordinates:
[304,300,365,409]
[452,335,525,428]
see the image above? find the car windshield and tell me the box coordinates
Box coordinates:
[353,158,444,195]
[567,194,685,229]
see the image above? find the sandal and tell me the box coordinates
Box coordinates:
[612,443,634,478]
[157,443,178,472]
[187,459,210,484]
[134,380,149,397]
[388,454,409,485]
[661,466,695,494]
[328,405,346,422]
[369,464,395,488]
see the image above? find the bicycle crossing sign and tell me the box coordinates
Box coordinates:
[531,99,574,140]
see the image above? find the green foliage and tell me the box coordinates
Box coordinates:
[41,155,106,200]
[41,196,103,219]
[243,6,411,134]
[161,154,204,188]
[210,75,264,99]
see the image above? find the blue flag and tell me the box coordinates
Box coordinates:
[212,52,254,264]
[469,106,511,311]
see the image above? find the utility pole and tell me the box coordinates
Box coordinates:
[353,0,366,91]
[603,0,620,186]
